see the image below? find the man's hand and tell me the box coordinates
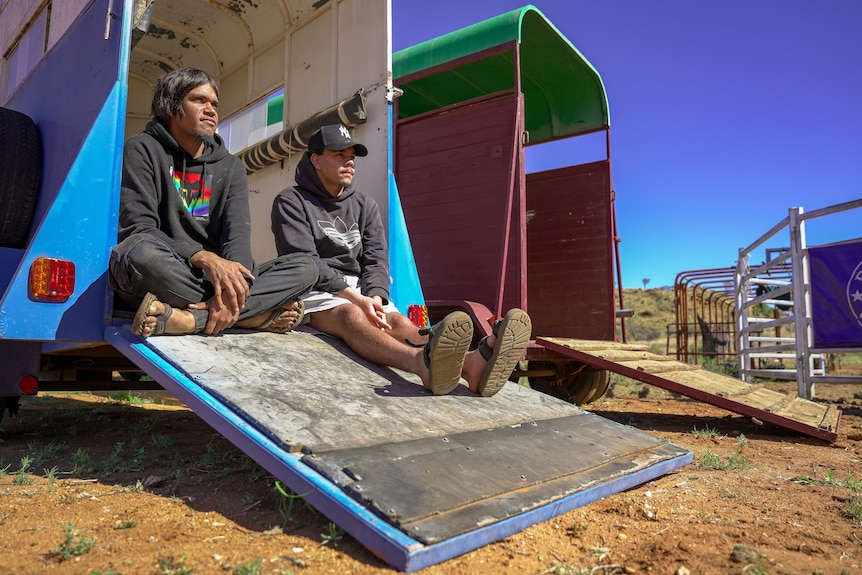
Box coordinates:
[187,296,239,335]
[189,250,253,315]
[359,295,391,330]
[187,250,253,335]
[339,287,391,330]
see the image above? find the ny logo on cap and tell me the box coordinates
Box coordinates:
[339,125,350,139]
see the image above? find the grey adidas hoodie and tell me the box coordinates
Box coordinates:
[271,153,389,302]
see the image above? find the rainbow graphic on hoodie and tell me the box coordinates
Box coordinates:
[173,170,211,218]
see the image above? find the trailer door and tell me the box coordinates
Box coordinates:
[527,162,616,341]
[396,91,527,319]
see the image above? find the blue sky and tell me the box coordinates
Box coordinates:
[393,1,862,289]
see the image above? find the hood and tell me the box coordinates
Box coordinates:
[144,119,230,163]
[294,153,356,203]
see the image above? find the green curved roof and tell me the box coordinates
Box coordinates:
[393,5,609,144]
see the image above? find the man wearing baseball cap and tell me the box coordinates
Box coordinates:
[271,124,531,397]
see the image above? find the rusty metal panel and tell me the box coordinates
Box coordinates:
[526,163,615,340]
[396,93,526,316]
[305,414,691,544]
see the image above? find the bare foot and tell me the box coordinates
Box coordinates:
[239,300,305,333]
[462,337,495,393]
[136,300,196,337]
[264,307,302,331]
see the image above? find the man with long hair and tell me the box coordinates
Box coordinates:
[110,67,317,337]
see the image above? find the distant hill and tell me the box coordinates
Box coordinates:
[617,287,676,354]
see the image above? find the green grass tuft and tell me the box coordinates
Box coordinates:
[49,523,95,561]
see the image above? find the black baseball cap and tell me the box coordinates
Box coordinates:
[307,124,368,157]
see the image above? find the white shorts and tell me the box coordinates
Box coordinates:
[302,275,398,317]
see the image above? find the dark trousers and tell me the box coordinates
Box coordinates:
[109,234,318,329]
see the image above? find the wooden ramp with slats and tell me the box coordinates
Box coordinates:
[536,337,840,442]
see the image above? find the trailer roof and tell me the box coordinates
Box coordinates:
[393,5,610,144]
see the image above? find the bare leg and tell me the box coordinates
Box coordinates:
[382,311,426,344]
[462,338,495,393]
[309,305,431,386]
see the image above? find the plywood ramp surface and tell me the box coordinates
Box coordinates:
[536,337,840,443]
[135,328,691,548]
[147,329,584,453]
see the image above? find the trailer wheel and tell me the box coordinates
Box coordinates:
[0,396,21,424]
[527,360,610,405]
[0,107,42,248]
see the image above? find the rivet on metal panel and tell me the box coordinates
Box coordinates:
[520,475,527,481]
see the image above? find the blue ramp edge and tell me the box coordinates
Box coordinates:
[105,325,692,572]
[105,325,420,568]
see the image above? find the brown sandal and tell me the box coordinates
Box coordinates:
[411,311,473,395]
[475,308,532,397]
[257,299,305,333]
[131,292,173,338]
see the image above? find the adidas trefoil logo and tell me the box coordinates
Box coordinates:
[318,217,361,249]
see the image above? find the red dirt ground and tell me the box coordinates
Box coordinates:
[1,377,861,575]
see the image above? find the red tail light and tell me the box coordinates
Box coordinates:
[19,375,38,394]
[29,258,75,302]
[408,304,428,329]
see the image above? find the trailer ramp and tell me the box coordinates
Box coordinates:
[106,326,691,572]
[536,337,840,443]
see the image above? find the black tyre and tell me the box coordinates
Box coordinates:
[0,106,41,248]
[528,360,611,405]
[0,396,21,424]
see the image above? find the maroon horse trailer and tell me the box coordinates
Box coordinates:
[393,6,625,404]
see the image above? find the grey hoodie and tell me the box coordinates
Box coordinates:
[271,153,389,302]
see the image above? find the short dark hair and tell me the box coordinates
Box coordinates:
[151,67,219,124]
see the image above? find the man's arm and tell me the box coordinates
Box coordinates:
[335,286,391,330]
[186,250,252,333]
[217,157,255,271]
[356,198,390,302]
